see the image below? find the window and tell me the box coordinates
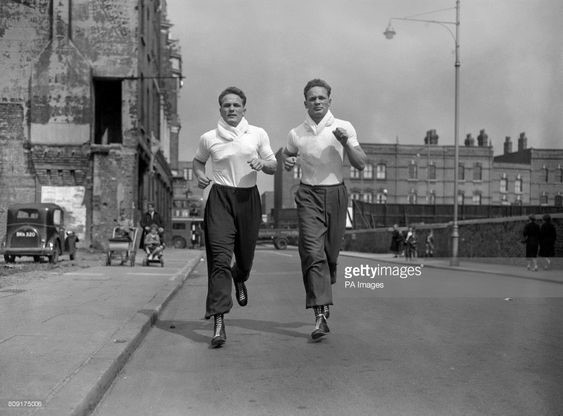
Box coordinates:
[555,194,563,207]
[500,177,508,193]
[428,191,436,204]
[514,177,523,194]
[458,163,465,181]
[544,167,549,182]
[94,78,123,144]
[458,191,465,205]
[376,191,387,204]
[183,168,193,181]
[408,190,417,204]
[408,162,418,180]
[473,163,482,181]
[540,192,548,205]
[16,209,39,220]
[172,223,186,230]
[472,192,482,205]
[350,192,361,200]
[559,168,563,183]
[363,193,373,203]
[53,210,62,225]
[293,166,302,179]
[501,194,509,205]
[350,166,360,179]
[514,195,523,206]
[428,163,436,180]
[363,164,373,179]
[376,164,386,180]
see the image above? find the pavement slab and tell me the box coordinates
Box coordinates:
[0,249,204,416]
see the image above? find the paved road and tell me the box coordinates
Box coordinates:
[93,248,563,416]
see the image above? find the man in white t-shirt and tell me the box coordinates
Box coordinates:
[282,79,367,341]
[193,86,277,348]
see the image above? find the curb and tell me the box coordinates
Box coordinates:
[339,251,563,284]
[37,252,204,416]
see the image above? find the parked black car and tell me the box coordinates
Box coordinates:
[1,203,78,264]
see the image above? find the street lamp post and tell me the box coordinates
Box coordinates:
[384,0,461,266]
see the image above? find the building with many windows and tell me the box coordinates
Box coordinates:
[494,133,563,206]
[0,0,183,247]
[273,129,562,224]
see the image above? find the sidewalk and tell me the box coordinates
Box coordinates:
[0,248,204,416]
[340,251,563,284]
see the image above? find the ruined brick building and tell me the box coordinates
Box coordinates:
[0,0,183,248]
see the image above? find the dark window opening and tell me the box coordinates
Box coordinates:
[94,79,122,144]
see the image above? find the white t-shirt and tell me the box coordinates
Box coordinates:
[195,118,276,188]
[286,111,359,185]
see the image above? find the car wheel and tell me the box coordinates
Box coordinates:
[4,254,15,263]
[106,252,112,266]
[172,236,187,249]
[49,248,59,264]
[33,256,41,263]
[274,238,288,250]
[130,253,135,267]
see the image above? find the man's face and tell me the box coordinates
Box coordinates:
[148,205,154,213]
[220,93,246,127]
[304,86,331,123]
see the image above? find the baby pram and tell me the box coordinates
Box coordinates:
[142,241,164,267]
[142,226,165,267]
[106,226,140,267]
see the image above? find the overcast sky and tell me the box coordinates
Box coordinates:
[166,0,562,191]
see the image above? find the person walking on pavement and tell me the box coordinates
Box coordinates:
[539,214,556,270]
[140,202,164,248]
[282,79,367,341]
[390,224,403,258]
[425,229,435,257]
[193,86,277,348]
[523,214,540,271]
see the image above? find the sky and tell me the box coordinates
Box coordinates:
[166,0,563,192]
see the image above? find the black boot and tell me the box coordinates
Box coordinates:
[235,281,248,307]
[311,306,329,341]
[211,314,226,348]
[322,305,330,319]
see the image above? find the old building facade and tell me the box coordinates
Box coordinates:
[0,0,182,247]
[274,129,562,225]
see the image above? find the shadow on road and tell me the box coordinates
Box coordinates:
[155,318,310,344]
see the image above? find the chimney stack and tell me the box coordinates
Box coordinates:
[518,132,527,152]
[477,129,488,147]
[464,133,475,147]
[504,136,512,154]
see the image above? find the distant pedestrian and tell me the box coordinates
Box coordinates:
[522,214,540,271]
[140,202,164,248]
[389,224,403,258]
[404,226,417,261]
[539,214,556,270]
[425,229,435,257]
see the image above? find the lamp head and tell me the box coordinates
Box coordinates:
[383,23,396,39]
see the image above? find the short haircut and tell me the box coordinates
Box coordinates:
[303,79,332,98]
[218,86,247,106]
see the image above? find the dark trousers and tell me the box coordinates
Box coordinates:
[295,183,347,308]
[203,184,261,318]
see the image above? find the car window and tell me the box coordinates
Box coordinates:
[17,209,40,220]
[53,210,62,225]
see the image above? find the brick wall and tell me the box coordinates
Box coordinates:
[90,147,138,249]
[0,103,37,237]
[343,213,563,258]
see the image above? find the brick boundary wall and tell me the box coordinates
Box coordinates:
[343,212,563,258]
